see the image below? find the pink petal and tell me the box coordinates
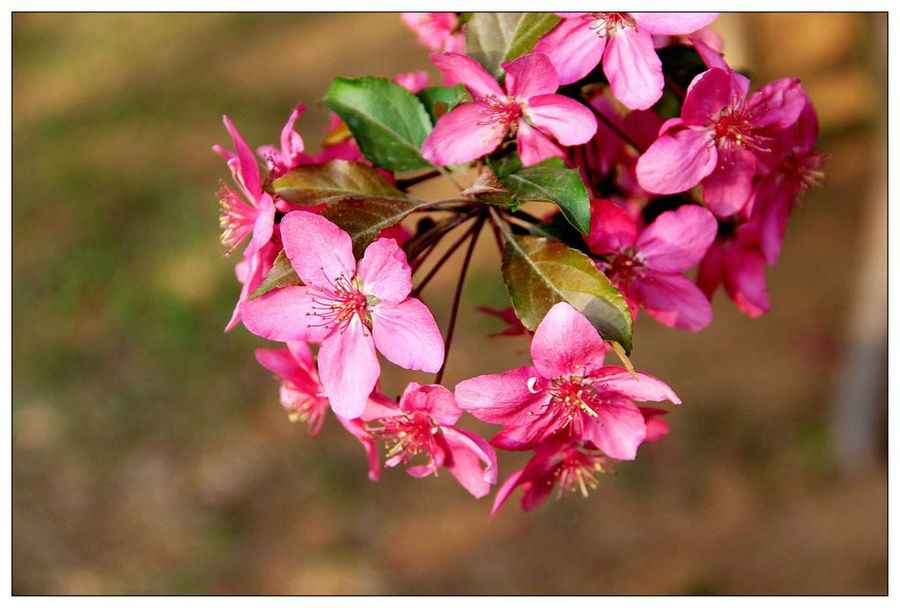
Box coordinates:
[748,77,806,131]
[591,367,682,404]
[490,412,565,451]
[245,193,276,259]
[531,302,607,378]
[394,70,430,94]
[399,382,462,426]
[633,271,714,331]
[585,198,638,255]
[280,210,356,287]
[603,28,663,110]
[357,237,412,303]
[371,298,444,373]
[225,243,275,332]
[532,16,605,85]
[681,68,733,126]
[287,341,315,374]
[240,286,332,343]
[490,468,526,517]
[525,94,597,146]
[753,179,792,266]
[631,13,718,35]
[430,52,504,99]
[640,407,671,443]
[442,426,498,498]
[587,399,646,460]
[454,365,547,424]
[724,245,770,318]
[635,127,716,194]
[254,346,309,386]
[337,416,381,481]
[503,52,559,99]
[317,316,379,419]
[691,37,729,71]
[359,392,403,423]
[421,102,507,166]
[516,121,565,166]
[636,204,718,272]
[702,147,756,218]
[221,115,262,198]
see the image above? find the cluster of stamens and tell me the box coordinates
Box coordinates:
[306,272,370,333]
[552,447,608,498]
[712,101,768,154]
[587,12,636,37]
[366,413,441,468]
[476,94,523,129]
[218,184,256,253]
[546,376,606,431]
[283,385,328,436]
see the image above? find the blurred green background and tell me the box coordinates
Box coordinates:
[12,13,887,594]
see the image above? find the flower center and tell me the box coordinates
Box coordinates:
[548,376,606,423]
[306,273,371,333]
[477,94,523,129]
[553,446,608,498]
[367,413,440,468]
[282,384,329,436]
[218,184,257,253]
[712,102,765,153]
[587,12,636,37]
[783,150,825,193]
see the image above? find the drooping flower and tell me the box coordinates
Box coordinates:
[401,12,465,54]
[213,115,276,259]
[455,302,680,460]
[533,12,719,109]
[240,210,445,418]
[357,382,498,498]
[587,200,718,331]
[635,67,807,218]
[255,341,380,479]
[256,104,306,179]
[421,52,597,167]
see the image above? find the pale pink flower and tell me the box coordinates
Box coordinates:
[455,302,680,460]
[401,12,465,54]
[213,115,276,259]
[256,104,306,178]
[635,67,807,218]
[421,52,597,167]
[587,200,717,331]
[358,382,498,498]
[240,211,445,418]
[255,341,380,479]
[533,13,718,109]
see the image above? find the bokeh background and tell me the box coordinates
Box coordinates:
[12,13,887,594]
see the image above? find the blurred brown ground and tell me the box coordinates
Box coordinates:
[12,13,887,594]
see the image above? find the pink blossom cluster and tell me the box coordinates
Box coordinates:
[212,13,823,514]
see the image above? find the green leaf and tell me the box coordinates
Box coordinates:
[322,77,433,172]
[500,157,591,234]
[271,160,406,205]
[250,250,301,300]
[417,85,470,124]
[465,13,561,78]
[322,198,431,259]
[502,234,633,352]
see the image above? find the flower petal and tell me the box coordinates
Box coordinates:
[586,199,638,255]
[637,204,718,272]
[681,68,733,125]
[442,426,498,498]
[430,51,504,99]
[357,237,412,303]
[503,52,559,99]
[490,468,527,517]
[399,382,462,426]
[749,77,806,131]
[525,94,597,146]
[587,399,646,460]
[337,416,381,481]
[633,271,713,331]
[632,13,718,35]
[532,16,605,85]
[371,298,444,373]
[421,102,507,166]
[603,28,663,110]
[245,193,276,259]
[318,316,380,419]
[220,114,262,198]
[455,365,546,424]
[636,127,716,194]
[280,210,356,287]
[702,147,756,218]
[516,120,565,166]
[724,244,770,318]
[240,285,332,343]
[531,302,608,378]
[592,367,682,404]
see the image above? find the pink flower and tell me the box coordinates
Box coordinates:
[533,13,718,109]
[587,200,717,331]
[213,115,277,259]
[256,104,306,179]
[394,70,430,94]
[635,67,807,218]
[240,210,445,418]
[401,12,464,54]
[359,382,498,498]
[455,302,680,460]
[255,341,381,479]
[421,52,597,166]
[697,224,770,318]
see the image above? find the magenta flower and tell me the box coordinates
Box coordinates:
[533,12,718,109]
[255,341,381,480]
[401,12,465,54]
[455,302,680,460]
[420,52,597,167]
[586,200,718,331]
[697,226,770,318]
[359,382,498,498]
[256,104,306,179]
[213,115,276,258]
[240,210,445,418]
[636,67,807,218]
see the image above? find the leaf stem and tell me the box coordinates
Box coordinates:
[434,214,485,386]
